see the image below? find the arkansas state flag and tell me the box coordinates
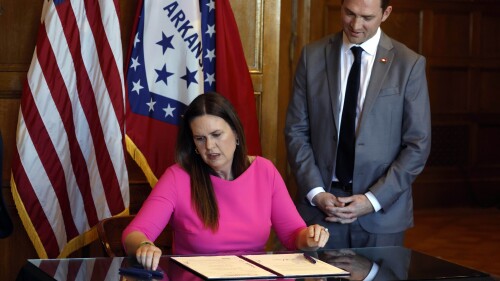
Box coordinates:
[11,0,129,258]
[126,0,261,186]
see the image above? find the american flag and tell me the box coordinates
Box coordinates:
[125,0,261,186]
[11,0,129,258]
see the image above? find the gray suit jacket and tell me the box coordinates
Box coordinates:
[285,31,431,234]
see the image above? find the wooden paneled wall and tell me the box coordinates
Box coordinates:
[0,0,43,279]
[282,0,500,208]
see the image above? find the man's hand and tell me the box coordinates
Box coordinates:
[324,194,374,223]
[312,192,345,215]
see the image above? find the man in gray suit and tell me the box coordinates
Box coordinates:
[285,0,431,249]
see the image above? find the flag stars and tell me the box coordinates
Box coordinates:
[156,32,175,54]
[206,24,215,38]
[133,32,141,48]
[146,98,156,112]
[206,0,215,12]
[181,67,198,88]
[132,80,144,94]
[205,72,215,86]
[155,64,174,86]
[130,56,141,71]
[163,104,176,118]
[205,48,215,62]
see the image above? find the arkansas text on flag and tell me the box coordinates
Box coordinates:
[126,0,261,186]
[11,0,129,258]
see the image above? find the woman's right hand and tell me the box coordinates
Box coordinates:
[135,241,162,270]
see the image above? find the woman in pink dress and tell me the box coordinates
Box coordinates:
[123,92,329,270]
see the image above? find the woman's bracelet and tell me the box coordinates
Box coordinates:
[138,241,155,248]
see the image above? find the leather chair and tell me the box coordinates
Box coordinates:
[96,215,173,257]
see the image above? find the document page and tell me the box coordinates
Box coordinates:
[170,255,277,279]
[243,253,349,277]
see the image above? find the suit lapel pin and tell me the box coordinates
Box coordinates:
[380,58,388,63]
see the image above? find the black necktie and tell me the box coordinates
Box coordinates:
[336,46,363,185]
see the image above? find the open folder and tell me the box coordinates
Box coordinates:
[171,253,349,279]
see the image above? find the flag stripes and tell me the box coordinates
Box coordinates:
[55,0,125,217]
[11,0,129,258]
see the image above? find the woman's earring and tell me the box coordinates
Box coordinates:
[195,148,199,154]
[236,138,240,146]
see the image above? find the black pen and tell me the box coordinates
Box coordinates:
[303,253,317,264]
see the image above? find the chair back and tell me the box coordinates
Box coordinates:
[96,215,173,257]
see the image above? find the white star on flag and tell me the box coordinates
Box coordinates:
[132,80,144,94]
[206,73,215,86]
[163,104,176,118]
[206,0,215,11]
[130,57,141,71]
[146,98,156,112]
[205,48,215,62]
[134,33,141,48]
[206,24,215,37]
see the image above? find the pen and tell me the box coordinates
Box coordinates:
[131,265,165,278]
[303,253,317,264]
[119,267,153,279]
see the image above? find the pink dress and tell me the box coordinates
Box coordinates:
[123,156,307,255]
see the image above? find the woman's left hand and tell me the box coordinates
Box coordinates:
[302,224,329,249]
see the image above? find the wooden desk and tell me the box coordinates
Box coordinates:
[16,246,494,280]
